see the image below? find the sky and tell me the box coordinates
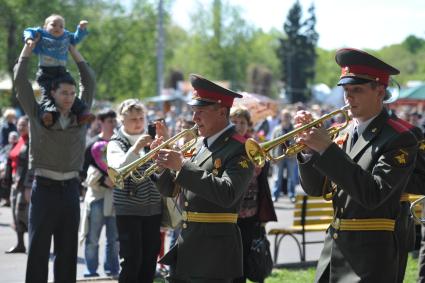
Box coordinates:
[169,0,425,50]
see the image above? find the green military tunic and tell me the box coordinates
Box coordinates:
[156,126,254,280]
[391,116,425,283]
[298,109,418,282]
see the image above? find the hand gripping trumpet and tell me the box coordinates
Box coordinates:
[245,105,352,167]
[107,125,199,189]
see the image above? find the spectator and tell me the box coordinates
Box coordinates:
[4,116,32,254]
[14,42,95,282]
[106,99,163,283]
[0,108,17,147]
[0,131,19,207]
[271,109,299,203]
[80,109,119,278]
[230,107,277,283]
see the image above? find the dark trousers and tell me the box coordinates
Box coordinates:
[116,214,162,283]
[26,176,80,283]
[233,216,263,283]
[418,204,425,283]
[37,66,87,115]
[396,202,416,283]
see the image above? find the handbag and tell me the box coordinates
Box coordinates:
[161,196,183,229]
[245,232,273,282]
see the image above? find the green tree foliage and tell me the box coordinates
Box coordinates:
[403,35,425,54]
[83,2,159,101]
[314,48,340,88]
[166,0,282,96]
[277,1,318,103]
[167,1,254,87]
[2,0,425,110]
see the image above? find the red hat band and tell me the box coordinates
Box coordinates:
[341,65,390,85]
[192,89,234,107]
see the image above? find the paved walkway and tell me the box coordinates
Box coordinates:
[0,189,325,283]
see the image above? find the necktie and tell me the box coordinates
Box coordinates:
[351,126,358,147]
[203,138,208,149]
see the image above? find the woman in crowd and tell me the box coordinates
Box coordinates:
[4,116,32,253]
[230,107,277,283]
[0,131,19,207]
[106,99,163,283]
[0,108,17,147]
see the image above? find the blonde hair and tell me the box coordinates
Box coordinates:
[44,14,65,28]
[2,108,16,119]
[230,106,252,126]
[118,99,145,119]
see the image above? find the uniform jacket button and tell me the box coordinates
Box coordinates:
[333,233,338,240]
[182,223,188,229]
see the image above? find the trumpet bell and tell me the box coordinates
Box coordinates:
[411,195,425,224]
[384,77,400,104]
[245,138,267,167]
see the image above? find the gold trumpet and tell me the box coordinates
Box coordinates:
[245,105,351,167]
[410,195,425,224]
[108,125,199,189]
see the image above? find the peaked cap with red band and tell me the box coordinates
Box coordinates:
[335,48,400,86]
[188,74,242,107]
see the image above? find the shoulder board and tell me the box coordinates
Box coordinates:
[393,117,414,130]
[231,133,247,143]
[387,118,410,133]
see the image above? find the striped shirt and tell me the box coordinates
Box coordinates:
[107,127,161,216]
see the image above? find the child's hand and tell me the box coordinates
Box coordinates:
[25,32,40,49]
[79,20,88,30]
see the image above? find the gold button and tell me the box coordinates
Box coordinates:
[333,233,338,240]
[184,201,189,207]
[182,223,187,229]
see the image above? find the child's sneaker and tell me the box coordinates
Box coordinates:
[77,113,96,126]
[41,112,53,127]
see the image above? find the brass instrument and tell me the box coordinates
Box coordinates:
[410,195,425,224]
[108,125,199,189]
[245,105,351,167]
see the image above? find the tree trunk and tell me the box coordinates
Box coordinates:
[7,20,20,108]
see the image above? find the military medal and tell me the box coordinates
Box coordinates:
[334,133,348,147]
[212,158,222,176]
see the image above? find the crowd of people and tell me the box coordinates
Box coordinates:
[1,11,425,283]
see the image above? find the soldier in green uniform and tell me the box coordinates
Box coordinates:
[154,74,254,282]
[389,115,425,283]
[295,48,418,282]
